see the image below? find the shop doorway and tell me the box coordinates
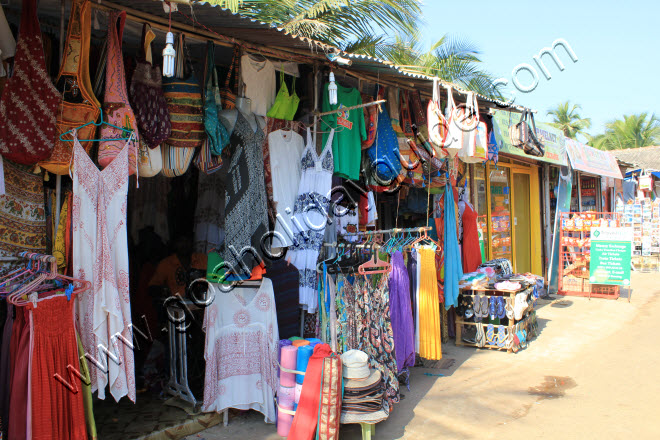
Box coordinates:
[513,173,532,273]
[474,161,543,275]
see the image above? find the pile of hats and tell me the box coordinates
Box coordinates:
[340,350,389,424]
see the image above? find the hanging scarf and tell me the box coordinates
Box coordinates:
[287,344,333,440]
[443,177,463,309]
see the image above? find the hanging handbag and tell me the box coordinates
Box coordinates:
[137,141,162,177]
[39,0,100,175]
[162,34,205,148]
[98,11,139,175]
[366,105,401,183]
[509,110,545,157]
[193,138,223,174]
[0,0,60,165]
[160,143,195,177]
[129,23,171,149]
[457,92,487,164]
[399,90,414,137]
[426,78,450,157]
[203,41,230,156]
[220,46,239,110]
[361,93,378,150]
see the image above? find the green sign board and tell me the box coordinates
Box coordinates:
[491,110,568,166]
[589,227,633,285]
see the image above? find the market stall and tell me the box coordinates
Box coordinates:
[0,0,541,438]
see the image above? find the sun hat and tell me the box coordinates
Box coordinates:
[343,369,382,391]
[341,350,370,380]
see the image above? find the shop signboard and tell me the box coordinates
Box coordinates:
[565,139,623,179]
[589,227,633,285]
[491,111,568,166]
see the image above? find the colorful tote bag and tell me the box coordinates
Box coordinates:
[162,34,205,149]
[220,46,239,110]
[160,143,195,177]
[361,93,378,150]
[129,23,171,149]
[193,138,222,174]
[0,0,60,165]
[98,11,139,175]
[366,104,401,183]
[203,41,230,156]
[317,354,342,440]
[39,0,99,175]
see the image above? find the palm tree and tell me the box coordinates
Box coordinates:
[377,32,502,99]
[203,1,502,98]
[590,113,660,150]
[205,0,420,48]
[547,101,591,139]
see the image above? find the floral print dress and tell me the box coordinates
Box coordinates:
[355,275,400,409]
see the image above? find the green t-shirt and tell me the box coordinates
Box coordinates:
[322,83,367,180]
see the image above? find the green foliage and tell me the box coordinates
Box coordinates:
[547,101,591,139]
[589,113,660,150]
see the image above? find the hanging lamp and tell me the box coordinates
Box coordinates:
[162,4,175,77]
[328,71,338,105]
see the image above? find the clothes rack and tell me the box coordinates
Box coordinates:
[314,99,386,117]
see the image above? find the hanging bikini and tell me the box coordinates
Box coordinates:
[98,11,139,175]
[39,0,100,175]
[0,0,60,165]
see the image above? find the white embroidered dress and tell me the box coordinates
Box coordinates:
[203,278,279,422]
[287,128,334,313]
[72,134,136,402]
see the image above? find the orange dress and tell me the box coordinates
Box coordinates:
[28,296,86,439]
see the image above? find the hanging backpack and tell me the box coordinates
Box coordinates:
[162,34,205,149]
[98,11,139,175]
[426,78,451,158]
[129,23,171,149]
[39,0,100,175]
[0,0,60,165]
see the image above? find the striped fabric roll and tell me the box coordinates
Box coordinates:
[162,75,205,148]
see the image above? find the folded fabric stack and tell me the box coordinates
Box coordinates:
[340,350,389,424]
[459,272,488,289]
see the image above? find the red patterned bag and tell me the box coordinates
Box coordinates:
[0,0,60,164]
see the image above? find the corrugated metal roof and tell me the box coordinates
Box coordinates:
[611,146,660,171]
[107,0,531,112]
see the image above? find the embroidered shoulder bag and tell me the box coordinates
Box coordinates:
[0,0,60,165]
[39,0,100,175]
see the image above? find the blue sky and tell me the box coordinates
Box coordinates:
[420,0,660,138]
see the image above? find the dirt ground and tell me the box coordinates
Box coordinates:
[186,272,660,439]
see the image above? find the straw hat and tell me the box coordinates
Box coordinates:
[341,350,370,379]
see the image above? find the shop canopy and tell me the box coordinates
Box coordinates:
[565,139,623,179]
[491,111,568,166]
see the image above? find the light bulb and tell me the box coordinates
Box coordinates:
[328,72,338,105]
[162,32,176,78]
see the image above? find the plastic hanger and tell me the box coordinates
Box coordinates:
[59,110,135,142]
[358,245,391,275]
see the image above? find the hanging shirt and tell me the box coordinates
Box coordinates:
[322,83,366,181]
[336,207,359,242]
[241,54,276,117]
[268,129,305,248]
[203,278,279,421]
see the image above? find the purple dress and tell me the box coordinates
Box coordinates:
[389,251,415,373]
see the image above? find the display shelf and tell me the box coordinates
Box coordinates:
[455,286,535,353]
[557,212,621,299]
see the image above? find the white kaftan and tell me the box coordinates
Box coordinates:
[203,278,279,422]
[72,134,136,402]
[287,128,334,313]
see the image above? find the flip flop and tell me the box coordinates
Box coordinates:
[464,296,474,319]
[476,323,485,347]
[496,325,507,347]
[486,324,495,346]
[506,328,515,350]
[480,295,489,318]
[514,292,525,320]
[489,297,497,320]
[473,295,483,318]
[496,297,506,319]
[505,296,515,320]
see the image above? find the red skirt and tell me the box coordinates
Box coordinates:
[8,308,29,440]
[27,296,86,440]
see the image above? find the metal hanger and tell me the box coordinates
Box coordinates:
[59,109,135,142]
